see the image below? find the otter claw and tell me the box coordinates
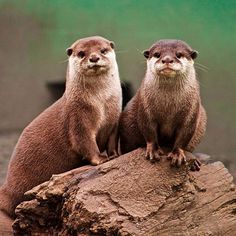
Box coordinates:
[168,149,186,168]
[108,153,119,160]
[145,149,163,163]
[90,154,108,165]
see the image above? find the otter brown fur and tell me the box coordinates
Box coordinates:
[119,39,206,167]
[0,36,122,225]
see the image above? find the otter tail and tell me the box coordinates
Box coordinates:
[0,185,15,235]
[0,210,13,235]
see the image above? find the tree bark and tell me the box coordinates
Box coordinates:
[13,149,236,236]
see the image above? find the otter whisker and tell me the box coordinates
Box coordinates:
[139,60,146,64]
[196,65,208,71]
[195,65,208,73]
[195,62,209,70]
[135,48,144,54]
[58,58,69,64]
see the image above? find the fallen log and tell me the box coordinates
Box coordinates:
[13,149,236,235]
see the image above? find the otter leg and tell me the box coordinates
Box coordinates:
[70,129,108,166]
[69,113,109,165]
[78,136,108,166]
[107,124,119,159]
[167,114,198,167]
[146,142,165,163]
[138,109,164,163]
[142,124,162,163]
[168,106,206,170]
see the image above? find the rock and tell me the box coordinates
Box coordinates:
[12,149,236,235]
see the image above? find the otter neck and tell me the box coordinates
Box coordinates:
[144,66,198,92]
[64,63,120,101]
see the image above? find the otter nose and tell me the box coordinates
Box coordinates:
[162,56,174,64]
[89,55,100,63]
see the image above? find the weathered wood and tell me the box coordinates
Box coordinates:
[13,149,236,235]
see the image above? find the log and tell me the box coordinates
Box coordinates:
[13,149,236,235]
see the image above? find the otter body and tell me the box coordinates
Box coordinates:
[0,36,122,221]
[119,39,206,166]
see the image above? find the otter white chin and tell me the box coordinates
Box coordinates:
[0,36,122,230]
[119,39,206,168]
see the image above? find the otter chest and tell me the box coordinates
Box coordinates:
[91,92,121,128]
[154,91,188,137]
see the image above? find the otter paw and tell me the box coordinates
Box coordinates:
[90,154,108,165]
[168,149,187,167]
[188,158,201,171]
[108,150,119,160]
[145,149,163,163]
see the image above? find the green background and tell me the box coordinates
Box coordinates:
[0,0,235,176]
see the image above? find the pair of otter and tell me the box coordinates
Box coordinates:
[0,36,206,230]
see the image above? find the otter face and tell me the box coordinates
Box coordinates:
[67,36,116,76]
[143,39,198,78]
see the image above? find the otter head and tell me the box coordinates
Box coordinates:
[66,36,116,77]
[143,39,198,78]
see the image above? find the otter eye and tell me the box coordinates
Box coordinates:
[153,52,161,58]
[176,52,183,59]
[101,48,108,54]
[77,51,85,58]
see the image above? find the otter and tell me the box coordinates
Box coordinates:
[119,39,206,168]
[0,36,122,227]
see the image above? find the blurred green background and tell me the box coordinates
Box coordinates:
[0,0,235,179]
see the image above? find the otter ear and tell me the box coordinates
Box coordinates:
[110,41,115,49]
[66,48,73,56]
[143,50,150,59]
[191,50,198,60]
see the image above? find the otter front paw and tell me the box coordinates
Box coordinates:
[89,154,108,165]
[108,150,119,160]
[145,143,164,163]
[167,148,186,167]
